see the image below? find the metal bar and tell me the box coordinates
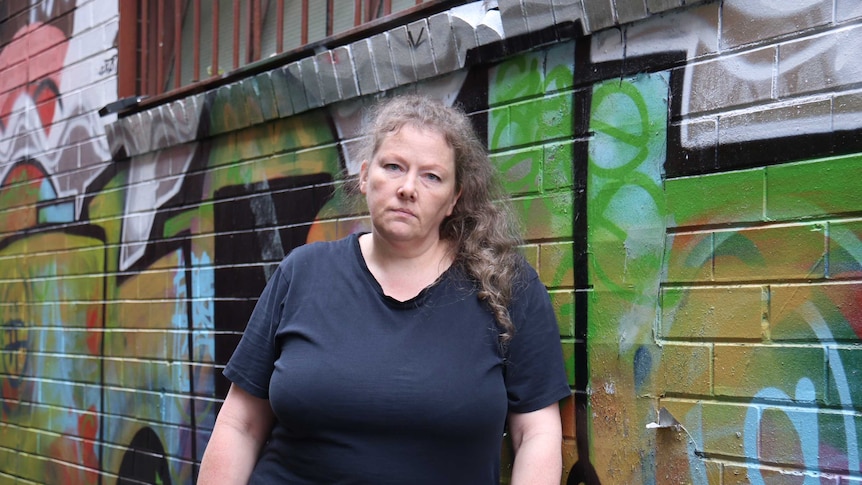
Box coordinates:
[141,0,149,94]
[157,0,165,93]
[245,0,252,63]
[212,0,219,78]
[253,0,262,61]
[193,0,201,81]
[354,0,362,27]
[174,0,182,89]
[276,0,284,53]
[369,0,389,20]
[301,0,308,45]
[233,0,240,69]
[326,0,333,37]
[117,2,138,97]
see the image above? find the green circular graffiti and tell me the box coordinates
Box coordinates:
[588,78,666,303]
[589,81,653,176]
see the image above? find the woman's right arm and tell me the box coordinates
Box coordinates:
[198,384,275,484]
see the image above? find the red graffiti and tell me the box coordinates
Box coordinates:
[0,23,69,136]
[86,307,101,354]
[78,406,100,469]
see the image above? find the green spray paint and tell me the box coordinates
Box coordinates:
[588,73,669,349]
[585,72,680,484]
[487,43,576,293]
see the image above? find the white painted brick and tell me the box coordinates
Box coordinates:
[722,0,831,50]
[590,27,625,62]
[388,26,418,86]
[582,0,615,31]
[674,117,718,152]
[332,46,359,100]
[524,0,556,33]
[833,91,862,132]
[82,75,118,112]
[778,24,862,98]
[67,25,111,64]
[718,98,832,146]
[683,47,775,116]
[300,57,323,109]
[408,19,436,79]
[315,51,340,104]
[101,17,119,46]
[59,56,99,94]
[646,0,682,14]
[350,39,377,95]
[369,33,397,91]
[89,0,119,27]
[550,0,588,32]
[74,1,96,32]
[428,12,459,74]
[623,2,719,60]
[615,0,648,24]
[58,89,83,123]
[837,0,862,22]
[449,11,480,67]
[285,63,308,113]
[498,0,529,37]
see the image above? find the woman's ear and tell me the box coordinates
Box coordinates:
[446,188,462,217]
[359,160,369,194]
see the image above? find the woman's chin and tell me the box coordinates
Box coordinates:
[374,227,432,247]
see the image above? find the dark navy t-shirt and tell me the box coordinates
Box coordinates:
[224,233,569,484]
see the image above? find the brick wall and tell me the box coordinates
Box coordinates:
[2,0,862,483]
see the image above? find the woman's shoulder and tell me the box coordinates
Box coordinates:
[290,233,356,256]
[507,255,551,313]
[278,233,359,272]
[511,253,541,287]
[452,250,540,293]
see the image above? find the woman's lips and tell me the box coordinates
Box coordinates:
[390,207,416,218]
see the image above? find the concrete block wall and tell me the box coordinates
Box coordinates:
[3,0,862,484]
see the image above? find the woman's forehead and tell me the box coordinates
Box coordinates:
[376,124,452,151]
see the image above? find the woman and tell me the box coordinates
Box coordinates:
[198,95,569,484]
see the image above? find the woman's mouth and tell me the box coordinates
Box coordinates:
[391,208,416,218]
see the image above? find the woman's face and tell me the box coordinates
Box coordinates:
[359,124,460,249]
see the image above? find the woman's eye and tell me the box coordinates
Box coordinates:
[424,173,441,182]
[383,163,401,171]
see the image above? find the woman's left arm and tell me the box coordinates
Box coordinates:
[508,403,564,485]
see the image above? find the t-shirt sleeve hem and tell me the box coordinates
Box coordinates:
[223,365,269,400]
[508,385,571,415]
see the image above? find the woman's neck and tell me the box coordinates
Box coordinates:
[359,233,455,301]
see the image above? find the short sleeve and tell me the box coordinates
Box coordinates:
[504,266,571,414]
[223,263,291,399]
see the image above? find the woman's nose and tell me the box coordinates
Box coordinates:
[397,177,417,200]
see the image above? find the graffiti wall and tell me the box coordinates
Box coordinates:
[2,0,862,483]
[0,0,117,483]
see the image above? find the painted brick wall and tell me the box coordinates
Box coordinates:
[2,0,862,484]
[0,0,120,483]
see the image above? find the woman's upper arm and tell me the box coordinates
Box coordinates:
[507,403,562,450]
[198,384,275,483]
[217,383,275,443]
[507,403,564,484]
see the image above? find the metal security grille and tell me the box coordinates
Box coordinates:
[117,0,444,101]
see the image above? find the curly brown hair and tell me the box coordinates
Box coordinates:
[350,94,524,344]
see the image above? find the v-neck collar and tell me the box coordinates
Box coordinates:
[351,232,454,309]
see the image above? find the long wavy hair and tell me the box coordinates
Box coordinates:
[351,94,524,344]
